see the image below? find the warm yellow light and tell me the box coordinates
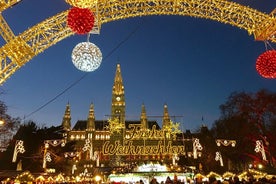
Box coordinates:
[0,119,4,125]
[95,175,101,182]
[65,0,97,8]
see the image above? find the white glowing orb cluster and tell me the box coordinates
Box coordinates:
[71,42,102,72]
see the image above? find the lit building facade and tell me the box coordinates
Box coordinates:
[61,64,186,171]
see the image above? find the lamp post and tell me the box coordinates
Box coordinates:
[12,140,25,163]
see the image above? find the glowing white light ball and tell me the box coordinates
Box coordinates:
[71,42,102,72]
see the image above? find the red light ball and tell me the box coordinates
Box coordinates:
[256,50,276,79]
[67,7,94,34]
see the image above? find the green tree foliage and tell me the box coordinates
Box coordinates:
[211,89,276,171]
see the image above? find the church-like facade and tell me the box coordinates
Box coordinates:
[61,64,186,172]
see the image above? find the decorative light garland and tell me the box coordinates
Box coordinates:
[255,140,267,161]
[216,139,236,147]
[83,139,99,166]
[65,0,98,8]
[43,139,66,169]
[193,138,203,159]
[256,50,276,79]
[215,151,224,166]
[12,140,25,163]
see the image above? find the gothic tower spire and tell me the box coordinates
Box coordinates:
[87,103,95,130]
[140,103,148,129]
[111,64,125,124]
[62,103,71,131]
[162,104,170,129]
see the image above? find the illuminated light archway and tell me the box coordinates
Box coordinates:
[0,0,276,84]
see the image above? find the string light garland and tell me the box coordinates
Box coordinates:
[71,41,102,72]
[65,0,97,8]
[256,50,276,79]
[67,7,95,34]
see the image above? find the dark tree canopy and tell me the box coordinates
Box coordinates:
[0,99,20,152]
[211,89,276,171]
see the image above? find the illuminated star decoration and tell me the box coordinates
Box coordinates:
[163,120,181,139]
[71,41,102,72]
[256,50,276,79]
[67,7,95,34]
[106,118,125,134]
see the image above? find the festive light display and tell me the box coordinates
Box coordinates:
[71,42,102,72]
[256,50,276,78]
[64,151,80,158]
[83,139,98,161]
[65,0,97,8]
[102,124,185,156]
[43,139,66,168]
[1,0,276,85]
[107,118,125,134]
[12,140,25,163]
[192,138,203,159]
[216,139,236,147]
[255,140,267,161]
[163,120,182,139]
[215,151,224,166]
[67,7,94,34]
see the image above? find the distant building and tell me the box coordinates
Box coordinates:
[61,64,192,172]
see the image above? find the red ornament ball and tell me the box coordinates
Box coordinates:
[67,7,94,34]
[256,50,276,79]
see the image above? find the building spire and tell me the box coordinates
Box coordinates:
[111,64,126,124]
[162,104,170,129]
[87,103,95,130]
[140,103,148,129]
[62,103,71,131]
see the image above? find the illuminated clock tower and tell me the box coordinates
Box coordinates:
[111,64,126,124]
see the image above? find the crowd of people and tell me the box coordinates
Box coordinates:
[146,175,276,184]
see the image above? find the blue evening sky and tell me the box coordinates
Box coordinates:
[1,0,276,131]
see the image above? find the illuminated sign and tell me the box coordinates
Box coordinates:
[102,123,184,155]
[103,140,185,155]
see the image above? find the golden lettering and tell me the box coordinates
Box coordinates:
[102,140,185,156]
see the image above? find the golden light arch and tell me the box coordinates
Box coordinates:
[0,0,276,85]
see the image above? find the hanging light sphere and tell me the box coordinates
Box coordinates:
[65,0,97,8]
[256,50,276,79]
[71,42,102,72]
[67,7,94,34]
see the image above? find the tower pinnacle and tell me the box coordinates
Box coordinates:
[111,64,126,124]
[162,104,170,128]
[87,103,95,130]
[140,103,148,129]
[62,103,71,131]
